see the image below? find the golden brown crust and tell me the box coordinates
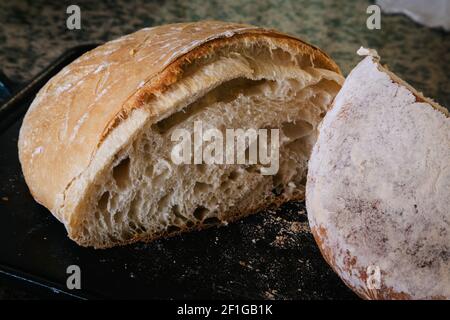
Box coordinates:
[101,33,340,141]
[18,20,340,224]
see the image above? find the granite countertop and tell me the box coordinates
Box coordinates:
[1,0,449,107]
[0,0,448,299]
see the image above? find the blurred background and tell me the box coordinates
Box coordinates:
[1,0,449,107]
[0,0,448,299]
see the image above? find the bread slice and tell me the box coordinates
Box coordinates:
[306,48,449,299]
[18,21,343,248]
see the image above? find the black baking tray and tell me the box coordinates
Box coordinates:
[0,45,357,300]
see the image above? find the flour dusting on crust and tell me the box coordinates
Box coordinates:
[307,55,450,299]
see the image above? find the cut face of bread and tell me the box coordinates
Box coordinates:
[83,49,341,247]
[18,21,343,248]
[306,51,449,299]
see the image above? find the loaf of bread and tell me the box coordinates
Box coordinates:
[18,21,343,248]
[306,48,449,299]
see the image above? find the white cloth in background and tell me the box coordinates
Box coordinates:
[377,0,450,31]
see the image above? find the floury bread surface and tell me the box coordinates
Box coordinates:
[18,21,343,248]
[306,49,449,299]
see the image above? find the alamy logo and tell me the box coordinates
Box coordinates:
[66,265,81,290]
[366,5,381,30]
[171,121,280,175]
[66,5,81,30]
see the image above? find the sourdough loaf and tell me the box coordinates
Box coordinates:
[306,49,449,299]
[19,21,343,248]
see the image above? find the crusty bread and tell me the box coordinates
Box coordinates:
[18,21,343,248]
[306,49,449,299]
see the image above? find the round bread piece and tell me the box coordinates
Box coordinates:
[18,21,343,248]
[306,49,449,299]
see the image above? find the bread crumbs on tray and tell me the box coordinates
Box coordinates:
[290,221,309,233]
[264,289,278,300]
[239,260,253,269]
[273,235,286,247]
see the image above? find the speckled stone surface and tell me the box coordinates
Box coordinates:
[0,0,448,299]
[1,0,449,108]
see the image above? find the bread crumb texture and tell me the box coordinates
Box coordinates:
[18,21,343,247]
